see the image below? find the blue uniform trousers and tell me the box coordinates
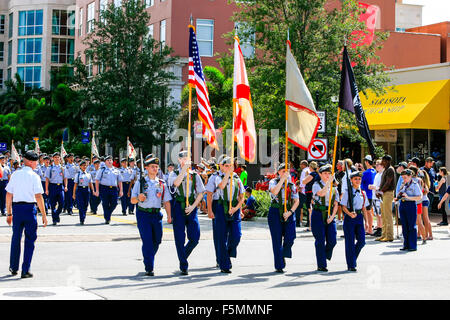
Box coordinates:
[311,209,337,269]
[99,185,118,222]
[212,200,220,265]
[120,182,131,213]
[136,208,163,272]
[214,202,242,270]
[0,180,7,214]
[64,179,75,213]
[268,207,296,270]
[10,203,38,274]
[41,181,49,212]
[90,184,101,214]
[76,187,90,223]
[399,201,417,250]
[343,213,366,269]
[172,201,201,271]
[49,183,64,223]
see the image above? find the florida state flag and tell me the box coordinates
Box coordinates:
[285,42,320,151]
[233,36,257,162]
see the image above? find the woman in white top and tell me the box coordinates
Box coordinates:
[369,159,383,233]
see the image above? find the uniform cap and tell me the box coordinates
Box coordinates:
[93,160,100,164]
[79,160,87,166]
[425,157,434,162]
[398,162,408,169]
[220,156,232,165]
[128,158,135,162]
[401,169,413,176]
[43,156,50,160]
[277,163,290,172]
[0,155,4,159]
[319,164,332,173]
[24,151,39,161]
[408,157,420,165]
[167,163,175,167]
[350,171,363,179]
[120,158,127,163]
[178,150,191,158]
[145,157,160,166]
[144,153,154,160]
[52,152,60,157]
[104,155,112,161]
[217,154,227,165]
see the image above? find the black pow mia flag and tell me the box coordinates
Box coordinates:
[338,46,376,156]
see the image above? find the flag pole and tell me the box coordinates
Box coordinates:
[127,136,129,166]
[91,132,94,164]
[186,15,194,210]
[229,31,239,213]
[327,107,341,217]
[284,30,290,215]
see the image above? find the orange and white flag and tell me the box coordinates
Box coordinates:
[11,142,20,162]
[233,36,257,162]
[285,41,320,151]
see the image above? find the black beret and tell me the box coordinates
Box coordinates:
[350,171,363,179]
[24,150,39,161]
[145,157,159,166]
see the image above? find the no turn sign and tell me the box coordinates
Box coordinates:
[307,138,328,161]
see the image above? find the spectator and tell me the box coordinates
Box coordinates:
[240,165,248,188]
[302,161,320,230]
[298,160,309,227]
[335,160,345,224]
[370,159,384,237]
[113,157,120,168]
[376,155,396,242]
[436,167,448,226]
[361,155,376,235]
[419,168,433,240]
[410,166,426,243]
[242,187,257,221]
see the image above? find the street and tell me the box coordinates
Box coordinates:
[1,207,450,300]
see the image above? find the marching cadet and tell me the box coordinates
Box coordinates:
[131,157,172,276]
[73,160,94,225]
[45,152,65,225]
[40,155,51,211]
[88,155,99,173]
[6,151,47,278]
[128,158,139,215]
[168,151,205,275]
[205,157,221,268]
[119,158,133,216]
[94,155,123,224]
[0,154,11,216]
[268,163,300,273]
[214,156,246,274]
[394,169,423,252]
[89,159,102,215]
[311,164,339,272]
[63,154,78,215]
[340,171,369,272]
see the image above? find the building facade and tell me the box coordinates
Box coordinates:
[0,0,76,91]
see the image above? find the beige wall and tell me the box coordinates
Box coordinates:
[395,3,422,30]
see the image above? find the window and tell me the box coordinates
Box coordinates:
[0,42,3,62]
[235,22,255,58]
[8,13,13,38]
[147,24,153,38]
[146,0,154,7]
[7,68,11,81]
[17,66,41,89]
[160,20,166,44]
[87,2,95,33]
[79,8,83,36]
[52,10,75,36]
[7,41,12,66]
[18,10,43,36]
[100,0,108,22]
[86,54,93,78]
[18,38,42,64]
[0,15,5,34]
[51,39,74,64]
[196,19,214,57]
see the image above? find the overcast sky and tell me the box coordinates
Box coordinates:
[402,0,450,25]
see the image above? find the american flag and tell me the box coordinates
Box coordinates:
[188,25,218,149]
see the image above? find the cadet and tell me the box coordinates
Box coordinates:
[63,154,78,215]
[94,155,123,224]
[168,151,205,275]
[340,171,369,272]
[395,169,423,251]
[6,151,47,278]
[89,160,102,215]
[214,156,246,274]
[131,157,172,276]
[73,160,94,225]
[0,154,11,216]
[119,158,133,216]
[45,153,65,225]
[311,164,339,272]
[268,163,299,273]
[205,157,221,268]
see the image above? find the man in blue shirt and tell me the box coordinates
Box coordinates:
[361,155,376,235]
[242,187,256,221]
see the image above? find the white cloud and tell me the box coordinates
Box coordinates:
[402,0,450,25]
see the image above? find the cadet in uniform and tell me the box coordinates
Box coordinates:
[6,151,47,278]
[214,156,246,273]
[206,157,221,267]
[268,163,299,273]
[89,160,102,215]
[45,153,65,225]
[168,151,205,275]
[40,155,51,211]
[94,155,123,224]
[0,155,11,216]
[340,171,369,271]
[311,164,339,272]
[131,157,172,276]
[119,158,133,216]
[63,154,78,215]
[395,169,423,251]
[73,160,94,225]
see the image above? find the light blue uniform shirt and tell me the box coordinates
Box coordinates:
[75,170,92,187]
[312,181,340,205]
[340,187,369,210]
[395,175,404,197]
[168,169,206,198]
[131,176,171,208]
[38,164,49,182]
[95,166,122,187]
[269,178,299,202]
[1,165,11,181]
[45,165,65,184]
[398,179,422,204]
[205,171,222,200]
[64,163,78,179]
[119,167,134,183]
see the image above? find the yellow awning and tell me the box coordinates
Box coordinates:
[360,79,450,130]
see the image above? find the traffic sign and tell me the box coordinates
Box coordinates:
[307,138,328,161]
[81,130,90,144]
[317,111,326,133]
[0,143,6,152]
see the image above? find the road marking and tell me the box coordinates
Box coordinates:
[0,287,103,300]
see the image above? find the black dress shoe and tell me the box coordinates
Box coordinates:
[438,221,448,226]
[408,248,417,252]
[145,271,154,276]
[92,212,97,215]
[122,212,127,216]
[52,222,57,226]
[347,268,357,272]
[221,269,231,274]
[9,268,18,276]
[180,270,189,276]
[317,267,328,272]
[400,247,408,251]
[275,269,284,273]
[21,272,33,278]
[105,220,110,224]
[80,221,84,225]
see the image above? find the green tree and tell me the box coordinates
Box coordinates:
[229,0,390,153]
[72,0,179,153]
